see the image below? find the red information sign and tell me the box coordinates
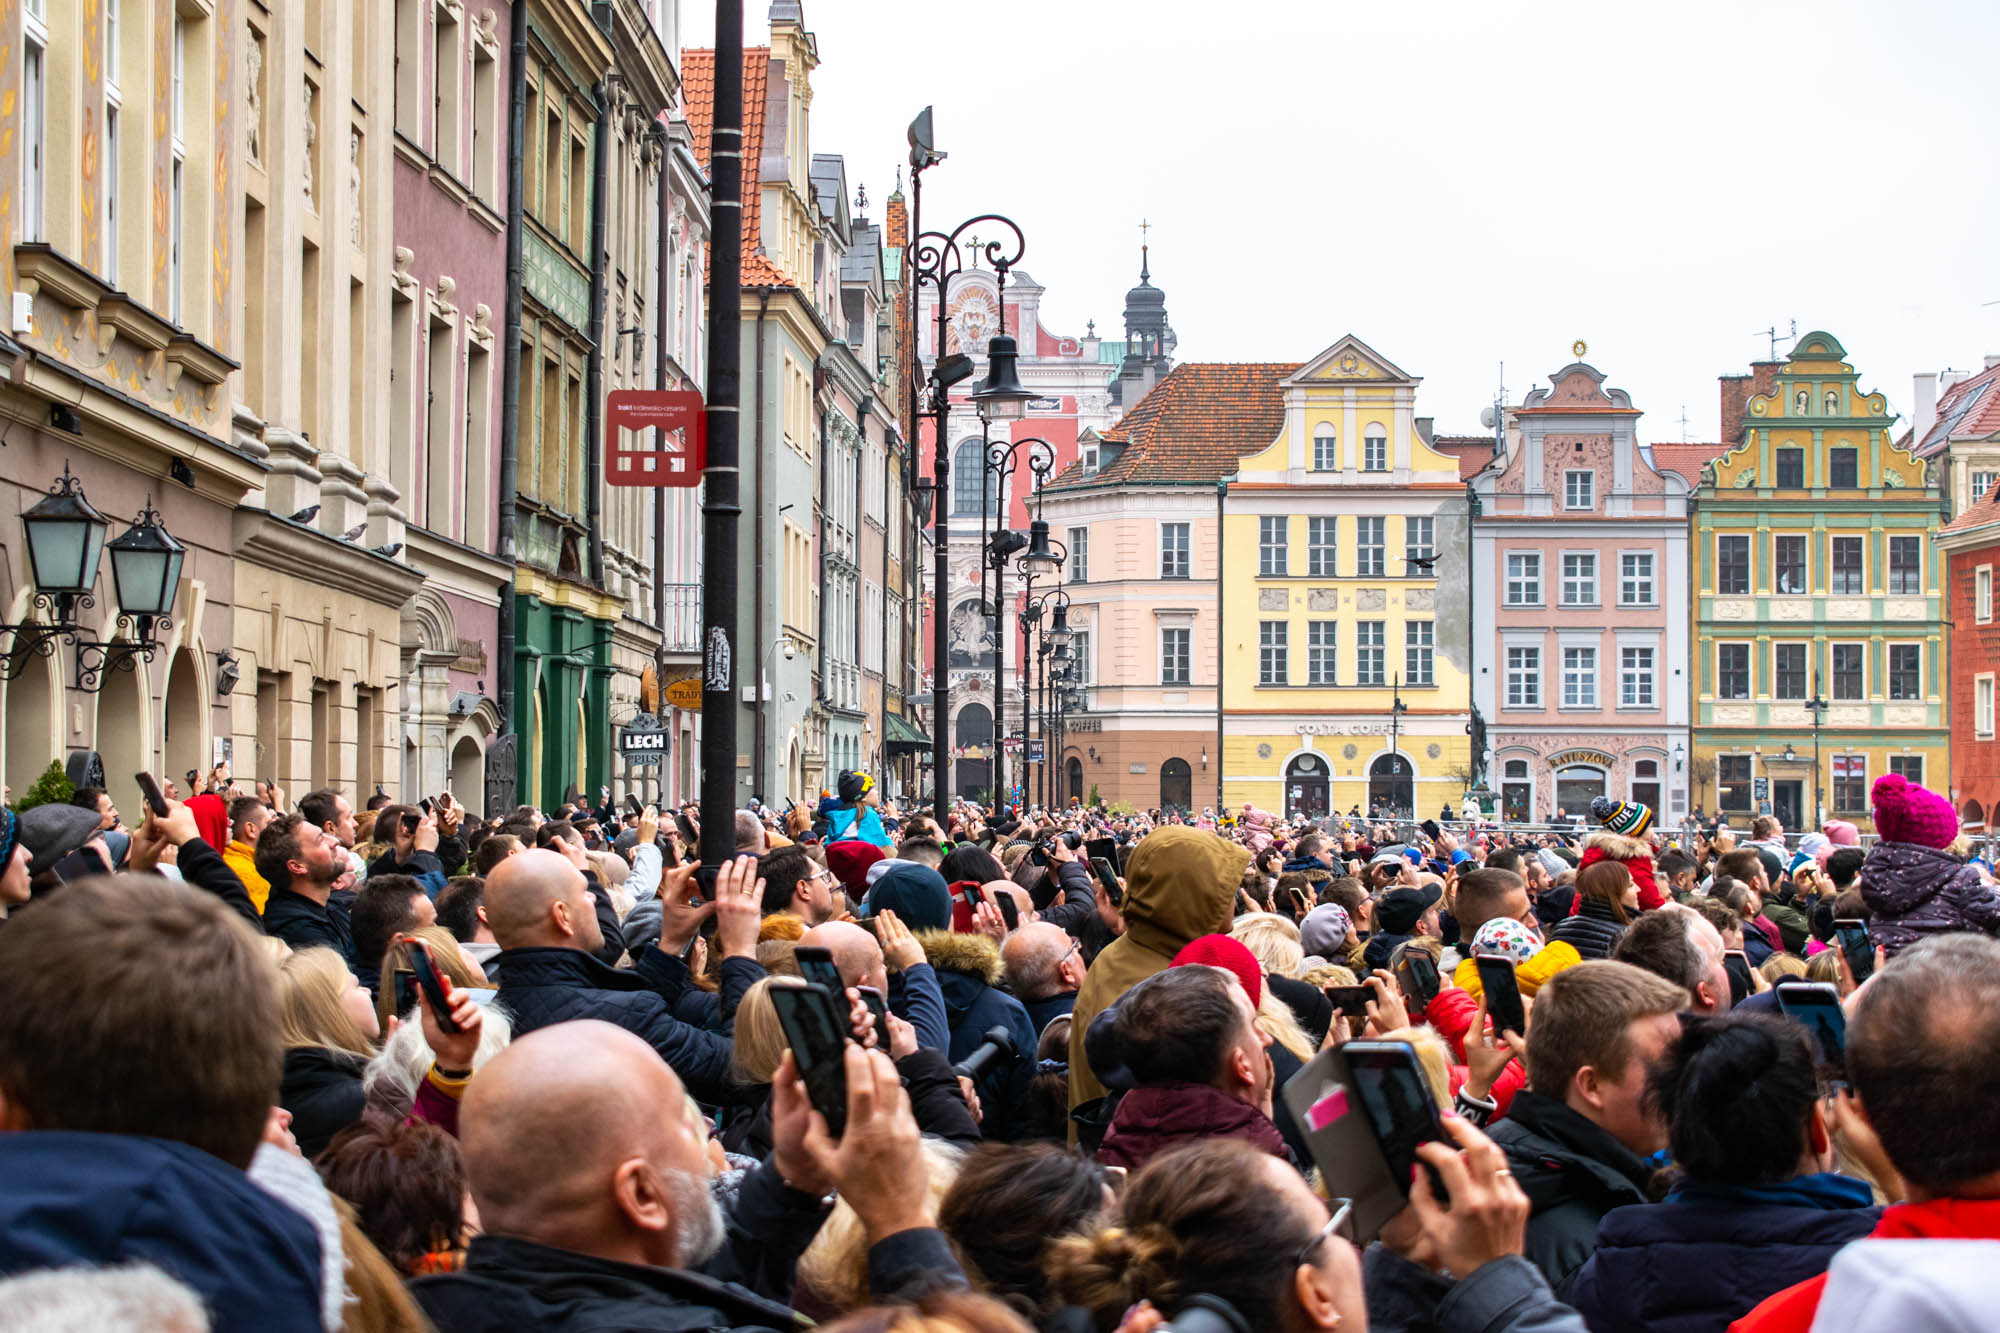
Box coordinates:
[605,389,706,487]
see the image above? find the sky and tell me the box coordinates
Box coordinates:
[689,0,2000,440]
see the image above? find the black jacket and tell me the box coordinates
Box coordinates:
[1486,1090,1653,1301]
[899,1046,982,1144]
[1270,972,1333,1049]
[1361,1247,1590,1333]
[1548,897,1627,961]
[173,836,262,932]
[495,946,756,1105]
[1033,860,1100,937]
[262,884,354,964]
[280,1044,367,1158]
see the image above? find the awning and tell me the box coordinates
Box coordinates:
[883,712,931,751]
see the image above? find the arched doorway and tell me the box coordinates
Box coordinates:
[3,647,58,799]
[1160,758,1192,812]
[1368,752,1413,819]
[1630,757,1662,812]
[955,703,992,801]
[96,653,146,816]
[1285,753,1330,819]
[162,648,204,785]
[1501,758,1533,823]
[450,733,485,813]
[1066,757,1084,807]
[1554,764,1605,819]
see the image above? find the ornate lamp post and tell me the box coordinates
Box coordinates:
[1805,674,1830,827]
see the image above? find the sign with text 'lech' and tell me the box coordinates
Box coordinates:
[618,714,669,766]
[606,390,705,487]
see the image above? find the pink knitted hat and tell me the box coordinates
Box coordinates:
[1870,774,1958,850]
[1821,819,1860,847]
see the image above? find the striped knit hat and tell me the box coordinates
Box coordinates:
[1590,794,1654,839]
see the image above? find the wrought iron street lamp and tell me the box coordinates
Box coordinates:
[1387,673,1409,818]
[1805,675,1830,827]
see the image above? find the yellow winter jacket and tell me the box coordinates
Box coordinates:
[1453,939,1581,999]
[224,839,272,914]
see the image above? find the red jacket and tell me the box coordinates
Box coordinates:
[1422,988,1523,1118]
[1731,1196,2000,1333]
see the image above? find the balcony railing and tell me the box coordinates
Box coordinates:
[660,582,701,653]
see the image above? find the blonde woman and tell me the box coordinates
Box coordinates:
[1232,912,1335,1048]
[798,1138,965,1318]
[277,946,379,1157]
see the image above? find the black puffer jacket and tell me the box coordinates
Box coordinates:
[1860,841,2000,957]
[1548,896,1628,961]
[1486,1090,1652,1301]
[279,1045,366,1158]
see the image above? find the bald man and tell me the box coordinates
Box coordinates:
[410,1020,965,1330]
[800,915,951,1055]
[485,849,765,1105]
[1002,921,1084,1035]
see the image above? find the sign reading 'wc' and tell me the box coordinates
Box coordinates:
[605,389,705,487]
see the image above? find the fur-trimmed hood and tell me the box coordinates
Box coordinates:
[1582,829,1651,862]
[916,928,1005,985]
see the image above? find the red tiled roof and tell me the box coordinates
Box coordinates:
[1433,434,1496,480]
[1047,363,1299,489]
[683,47,789,288]
[1650,442,1727,485]
[1916,363,2000,457]
[1942,480,2000,536]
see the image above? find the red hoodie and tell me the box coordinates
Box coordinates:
[186,792,230,852]
[1578,834,1667,911]
[1730,1196,2000,1333]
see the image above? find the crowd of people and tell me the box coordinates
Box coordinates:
[2,759,1999,1332]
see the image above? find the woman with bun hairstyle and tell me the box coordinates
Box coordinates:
[1571,1012,1880,1332]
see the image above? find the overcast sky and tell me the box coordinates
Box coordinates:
[690,0,2000,441]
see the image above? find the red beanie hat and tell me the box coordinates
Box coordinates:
[824,839,886,898]
[1870,773,1958,850]
[1171,934,1264,1009]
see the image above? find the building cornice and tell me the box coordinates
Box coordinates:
[406,528,513,606]
[234,510,427,605]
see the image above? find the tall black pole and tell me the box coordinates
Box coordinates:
[495,0,530,783]
[993,551,1007,807]
[699,0,744,866]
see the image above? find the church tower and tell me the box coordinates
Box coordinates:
[1113,225,1176,408]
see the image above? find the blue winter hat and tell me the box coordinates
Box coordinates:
[0,807,17,872]
[864,862,952,932]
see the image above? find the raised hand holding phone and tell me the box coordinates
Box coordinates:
[409,938,482,1072]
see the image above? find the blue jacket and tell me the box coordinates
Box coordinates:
[0,1132,324,1333]
[494,946,762,1106]
[1569,1173,1880,1333]
[825,803,893,849]
[923,931,1036,1141]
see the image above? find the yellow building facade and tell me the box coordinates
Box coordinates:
[1221,337,1473,820]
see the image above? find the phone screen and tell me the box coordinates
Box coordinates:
[857,985,890,1052]
[1085,837,1117,867]
[1344,1041,1449,1202]
[1395,951,1441,1009]
[1776,981,1847,1076]
[404,940,461,1033]
[771,983,849,1136]
[1089,857,1122,904]
[794,947,845,999]
[1474,955,1527,1038]
[1324,985,1374,1020]
[994,891,1021,931]
[1835,920,1874,982]
[626,795,644,817]
[135,771,170,818]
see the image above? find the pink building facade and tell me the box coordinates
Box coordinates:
[1470,361,1694,823]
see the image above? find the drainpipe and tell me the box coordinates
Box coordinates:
[651,121,670,803]
[495,0,530,749]
[584,79,613,589]
[752,290,772,800]
[1216,475,1227,809]
[816,372,832,712]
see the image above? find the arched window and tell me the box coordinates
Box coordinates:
[1368,752,1413,817]
[1067,757,1085,805]
[952,439,984,517]
[1160,758,1192,812]
[1313,424,1337,471]
[1285,753,1329,819]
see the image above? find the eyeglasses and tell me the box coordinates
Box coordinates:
[1294,1197,1355,1268]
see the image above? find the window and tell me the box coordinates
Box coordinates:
[1405,516,1434,568]
[1562,646,1597,708]
[1505,553,1541,606]
[1363,428,1388,472]
[1406,621,1434,686]
[471,39,498,202]
[1776,447,1805,488]
[1069,630,1092,684]
[1259,516,1287,577]
[1506,646,1540,707]
[1307,621,1336,686]
[1258,621,1288,686]
[1356,621,1385,686]
[1620,552,1654,606]
[1620,646,1654,707]
[1718,643,1750,699]
[1356,517,1385,576]
[1160,523,1190,579]
[1717,535,1750,594]
[1833,754,1867,814]
[1832,643,1864,700]
[169,14,185,324]
[1889,536,1922,595]
[1064,527,1087,583]
[1980,567,1993,624]
[1719,754,1753,813]
[1308,517,1337,577]
[1564,470,1594,510]
[22,0,44,241]
[1980,675,1995,739]
[1829,447,1859,489]
[1774,534,1807,594]
[104,105,120,282]
[1774,643,1807,700]
[1561,553,1597,606]
[1831,536,1865,595]
[1313,425,1337,471]
[1889,644,1921,700]
[1975,472,1998,502]
[1161,627,1190,686]
[434,1,462,175]
[1889,755,1925,786]
[951,439,982,516]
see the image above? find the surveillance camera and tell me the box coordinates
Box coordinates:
[782,642,797,661]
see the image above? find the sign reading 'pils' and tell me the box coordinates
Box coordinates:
[606,390,706,487]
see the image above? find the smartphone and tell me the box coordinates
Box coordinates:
[135,771,170,818]
[794,946,845,999]
[1085,837,1118,867]
[1324,985,1375,1021]
[1776,981,1847,1078]
[186,769,200,792]
[419,797,434,815]
[401,812,421,834]
[626,794,644,818]
[994,890,1021,931]
[857,984,891,1052]
[1394,950,1441,1010]
[688,864,717,906]
[1343,1040,1450,1204]
[1474,955,1527,1038]
[404,939,462,1034]
[1835,919,1874,983]
[770,982,850,1136]
[1088,856,1122,905]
